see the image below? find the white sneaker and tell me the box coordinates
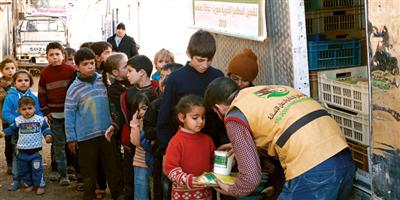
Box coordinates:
[49,171,60,182]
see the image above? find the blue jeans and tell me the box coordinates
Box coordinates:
[133,166,150,200]
[278,149,355,200]
[17,151,45,187]
[12,153,19,181]
[51,118,67,176]
[11,137,19,181]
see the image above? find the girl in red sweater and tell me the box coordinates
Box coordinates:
[164,95,216,200]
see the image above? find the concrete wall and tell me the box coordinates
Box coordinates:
[0,4,12,60]
[368,0,400,199]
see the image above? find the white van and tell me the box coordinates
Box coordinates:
[15,16,67,64]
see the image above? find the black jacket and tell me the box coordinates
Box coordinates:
[107,34,139,58]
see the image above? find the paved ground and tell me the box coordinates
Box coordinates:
[0,139,96,200]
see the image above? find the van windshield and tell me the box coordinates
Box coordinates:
[25,20,64,32]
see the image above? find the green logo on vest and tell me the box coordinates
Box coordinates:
[254,87,289,98]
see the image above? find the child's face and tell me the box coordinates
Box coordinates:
[2,63,17,80]
[137,102,148,119]
[127,65,141,85]
[155,57,171,71]
[14,73,31,92]
[78,59,96,78]
[179,105,206,133]
[159,69,171,93]
[112,57,128,79]
[19,103,35,118]
[65,54,75,66]
[229,74,250,88]
[189,55,211,74]
[47,48,64,66]
[96,47,112,66]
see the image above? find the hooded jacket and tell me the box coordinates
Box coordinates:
[2,87,42,124]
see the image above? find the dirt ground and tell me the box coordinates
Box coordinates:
[0,76,112,200]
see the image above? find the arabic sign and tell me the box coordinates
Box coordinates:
[29,0,67,17]
[193,0,266,41]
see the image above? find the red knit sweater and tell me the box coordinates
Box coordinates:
[164,129,216,200]
[38,63,76,116]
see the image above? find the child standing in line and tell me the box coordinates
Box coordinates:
[90,41,112,199]
[103,52,130,120]
[4,96,52,195]
[0,56,18,175]
[102,52,131,198]
[129,92,155,200]
[90,41,112,74]
[65,48,124,200]
[156,30,225,154]
[2,69,43,191]
[226,48,259,89]
[39,42,76,185]
[143,62,183,200]
[80,42,93,49]
[90,41,113,198]
[164,95,215,200]
[151,48,175,81]
[117,55,159,198]
[64,47,77,66]
[59,46,79,182]
[156,30,224,200]
[91,44,114,197]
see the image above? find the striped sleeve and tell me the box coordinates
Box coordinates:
[225,120,261,197]
[64,84,79,142]
[41,118,52,137]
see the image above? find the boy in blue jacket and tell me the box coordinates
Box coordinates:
[64,47,124,200]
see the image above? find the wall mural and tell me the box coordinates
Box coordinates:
[369,1,400,199]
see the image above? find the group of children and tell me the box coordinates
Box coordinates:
[0,29,267,200]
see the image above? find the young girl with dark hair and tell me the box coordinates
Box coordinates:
[164,95,215,200]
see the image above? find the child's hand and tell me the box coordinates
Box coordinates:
[214,179,232,196]
[130,111,142,128]
[46,114,54,125]
[105,125,115,142]
[0,130,4,138]
[45,135,52,143]
[217,143,234,157]
[68,142,79,155]
[192,176,207,188]
[132,110,139,120]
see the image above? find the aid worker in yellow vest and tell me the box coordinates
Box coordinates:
[204,77,355,200]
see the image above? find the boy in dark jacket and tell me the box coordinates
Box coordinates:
[156,30,225,152]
